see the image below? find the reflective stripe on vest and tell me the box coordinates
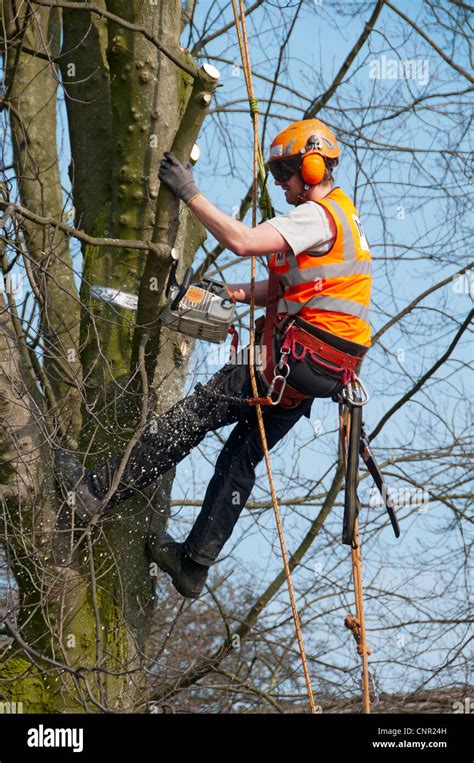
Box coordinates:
[270,189,372,334]
[278,293,370,321]
[324,198,357,260]
[279,258,372,287]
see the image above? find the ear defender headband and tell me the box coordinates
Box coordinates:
[300,134,327,185]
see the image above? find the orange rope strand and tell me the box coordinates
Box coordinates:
[231,0,317,715]
[351,520,372,713]
[339,401,372,713]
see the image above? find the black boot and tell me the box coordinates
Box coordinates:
[147,532,209,599]
[54,451,102,524]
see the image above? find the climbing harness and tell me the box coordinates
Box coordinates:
[256,280,370,409]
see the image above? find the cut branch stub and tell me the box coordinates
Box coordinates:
[202,63,220,80]
[190,144,201,163]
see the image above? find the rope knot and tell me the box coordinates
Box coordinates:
[258,191,272,220]
[344,614,361,643]
[249,96,259,115]
[345,614,372,656]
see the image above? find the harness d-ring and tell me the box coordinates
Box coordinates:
[342,376,370,407]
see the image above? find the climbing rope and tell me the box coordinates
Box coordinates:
[339,401,372,713]
[231,0,317,714]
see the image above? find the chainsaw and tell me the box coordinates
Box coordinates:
[160,257,236,344]
[90,258,236,345]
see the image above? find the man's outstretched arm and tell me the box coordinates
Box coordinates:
[158,152,290,257]
[188,194,289,257]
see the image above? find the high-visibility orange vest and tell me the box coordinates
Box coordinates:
[268,187,372,347]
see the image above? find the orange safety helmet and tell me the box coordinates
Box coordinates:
[268,119,340,185]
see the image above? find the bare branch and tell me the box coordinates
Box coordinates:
[29,0,199,78]
[385,0,474,83]
[305,0,387,118]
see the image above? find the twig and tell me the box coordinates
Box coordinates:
[0,200,164,256]
[30,0,199,78]
[94,332,150,513]
[149,463,344,703]
[372,261,474,344]
[370,309,474,440]
[305,0,386,118]
[213,667,284,712]
[191,0,266,55]
[385,0,474,83]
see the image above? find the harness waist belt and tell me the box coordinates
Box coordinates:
[293,326,360,371]
[293,316,369,358]
[285,324,362,373]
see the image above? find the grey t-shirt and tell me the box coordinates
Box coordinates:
[266,200,335,256]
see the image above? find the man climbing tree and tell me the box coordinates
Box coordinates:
[57,119,372,599]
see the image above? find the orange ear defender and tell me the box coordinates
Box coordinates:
[300,152,326,185]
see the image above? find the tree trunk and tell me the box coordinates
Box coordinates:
[0,0,214,711]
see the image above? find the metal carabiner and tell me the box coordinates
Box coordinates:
[343,376,370,407]
[263,321,294,405]
[268,374,288,405]
[265,359,290,405]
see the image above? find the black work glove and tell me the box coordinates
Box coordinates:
[158,151,201,203]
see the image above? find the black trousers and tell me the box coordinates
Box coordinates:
[86,346,344,566]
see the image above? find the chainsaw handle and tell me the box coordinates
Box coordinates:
[170,266,194,311]
[182,267,194,290]
[165,259,179,298]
